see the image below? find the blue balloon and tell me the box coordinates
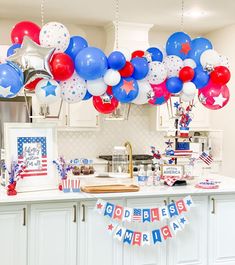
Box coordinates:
[130,57,149,80]
[83,90,92,100]
[112,77,139,103]
[192,67,210,89]
[166,77,183,93]
[0,64,23,98]
[7,43,21,57]
[108,51,126,70]
[146,47,163,62]
[65,36,88,60]
[75,47,108,80]
[188,37,213,65]
[166,32,191,60]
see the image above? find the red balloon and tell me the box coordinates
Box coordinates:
[148,81,171,105]
[93,87,119,114]
[210,66,231,85]
[198,80,230,110]
[50,53,74,81]
[11,21,41,44]
[179,66,195,82]
[118,61,134,77]
[24,78,42,91]
[131,50,145,59]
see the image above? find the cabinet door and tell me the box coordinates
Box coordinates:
[209,195,235,265]
[29,203,77,265]
[68,100,99,128]
[123,197,167,265]
[0,205,27,265]
[190,99,210,129]
[79,200,123,265]
[167,196,208,265]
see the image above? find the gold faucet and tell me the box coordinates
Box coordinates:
[124,141,133,178]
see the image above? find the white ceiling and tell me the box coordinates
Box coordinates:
[0,0,235,34]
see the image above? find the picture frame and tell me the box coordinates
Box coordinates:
[4,123,58,192]
[161,165,184,178]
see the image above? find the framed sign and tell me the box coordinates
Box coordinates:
[161,165,184,178]
[4,123,58,192]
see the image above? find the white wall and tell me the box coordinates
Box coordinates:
[205,25,234,177]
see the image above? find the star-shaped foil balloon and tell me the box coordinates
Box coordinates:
[199,93,207,104]
[7,36,55,85]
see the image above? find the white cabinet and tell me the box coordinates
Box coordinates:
[0,205,27,265]
[209,195,235,265]
[29,202,77,265]
[79,200,123,265]
[168,196,208,265]
[123,197,167,265]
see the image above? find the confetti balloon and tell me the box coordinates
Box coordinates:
[163,55,183,77]
[148,81,171,105]
[219,54,229,68]
[86,78,107,96]
[60,73,86,103]
[39,22,70,53]
[35,79,61,104]
[132,79,152,105]
[198,80,230,110]
[147,61,167,84]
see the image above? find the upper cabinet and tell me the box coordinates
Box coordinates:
[151,96,211,131]
[32,95,100,130]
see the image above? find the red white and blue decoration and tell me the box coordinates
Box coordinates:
[94,196,195,246]
[0,21,230,114]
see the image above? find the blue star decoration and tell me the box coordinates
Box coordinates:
[180,217,186,225]
[41,81,58,97]
[186,199,192,207]
[174,101,180,109]
[165,139,174,148]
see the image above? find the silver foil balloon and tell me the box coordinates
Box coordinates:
[7,36,55,85]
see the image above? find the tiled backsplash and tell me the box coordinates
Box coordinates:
[58,105,165,159]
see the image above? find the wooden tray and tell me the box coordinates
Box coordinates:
[81,184,140,193]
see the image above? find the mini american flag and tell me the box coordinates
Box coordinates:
[199,152,213,165]
[174,150,192,157]
[132,208,142,222]
[17,137,47,178]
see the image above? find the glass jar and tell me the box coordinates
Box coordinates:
[112,146,128,173]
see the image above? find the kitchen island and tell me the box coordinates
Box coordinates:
[0,175,235,265]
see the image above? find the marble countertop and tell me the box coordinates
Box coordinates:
[0,175,234,204]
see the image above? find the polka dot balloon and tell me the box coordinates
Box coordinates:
[147,61,167,84]
[163,55,183,78]
[60,73,87,103]
[39,22,70,53]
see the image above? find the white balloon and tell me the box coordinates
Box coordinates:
[182,82,197,96]
[200,49,220,68]
[147,61,167,84]
[87,78,107,96]
[39,22,70,53]
[219,54,230,69]
[163,55,183,77]
[103,69,121,86]
[132,80,152,105]
[183,58,196,69]
[180,93,195,102]
[35,79,61,104]
[60,73,87,104]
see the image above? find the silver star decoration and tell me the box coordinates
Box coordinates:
[199,93,207,104]
[204,63,214,73]
[144,51,152,63]
[7,36,55,85]
[147,90,155,100]
[101,93,112,104]
[0,85,14,98]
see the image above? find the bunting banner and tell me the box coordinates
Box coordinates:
[94,196,195,247]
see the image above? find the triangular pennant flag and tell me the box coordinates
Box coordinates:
[141,232,151,246]
[159,206,170,220]
[94,199,106,214]
[175,199,187,214]
[161,225,172,240]
[114,226,126,241]
[107,221,118,235]
[123,229,134,245]
[170,219,182,235]
[122,207,133,222]
[184,195,195,210]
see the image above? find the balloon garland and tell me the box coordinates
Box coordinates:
[0,21,230,112]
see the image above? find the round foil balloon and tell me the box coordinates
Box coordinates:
[198,80,230,110]
[132,79,152,105]
[148,81,171,105]
[112,77,139,103]
[35,79,61,104]
[147,61,167,84]
[60,73,86,103]
[93,90,119,114]
[163,55,183,77]
[86,78,107,96]
[39,22,70,53]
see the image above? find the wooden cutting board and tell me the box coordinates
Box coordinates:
[81,184,140,193]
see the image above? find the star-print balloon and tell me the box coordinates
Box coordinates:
[198,80,229,110]
[39,22,70,53]
[147,61,167,85]
[60,73,87,103]
[7,36,54,85]
[35,79,61,104]
[163,55,184,78]
[112,77,139,103]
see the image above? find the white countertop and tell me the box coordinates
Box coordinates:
[1,175,235,204]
